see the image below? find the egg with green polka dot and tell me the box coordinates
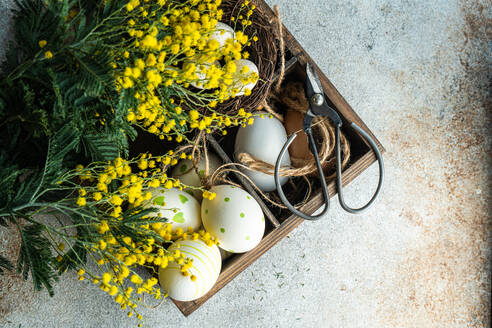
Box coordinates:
[158,239,221,302]
[201,185,265,253]
[143,187,201,232]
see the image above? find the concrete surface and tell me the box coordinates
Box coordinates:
[0,0,490,327]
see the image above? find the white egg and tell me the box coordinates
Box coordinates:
[234,112,291,192]
[171,153,222,201]
[190,61,221,90]
[143,188,201,232]
[201,185,265,253]
[158,239,221,302]
[231,59,259,96]
[209,22,235,49]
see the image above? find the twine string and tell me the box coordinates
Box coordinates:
[260,98,284,122]
[209,162,298,209]
[273,5,285,93]
[202,133,210,179]
[239,82,351,179]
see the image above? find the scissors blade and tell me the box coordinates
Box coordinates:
[306,63,323,96]
[305,63,343,126]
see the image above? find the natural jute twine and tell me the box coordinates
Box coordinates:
[240,82,351,179]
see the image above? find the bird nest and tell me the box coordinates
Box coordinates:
[215,0,278,114]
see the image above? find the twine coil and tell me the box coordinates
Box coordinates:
[240,82,351,179]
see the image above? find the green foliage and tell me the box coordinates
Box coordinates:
[16,223,59,296]
[0,255,14,275]
[0,154,25,217]
[110,207,162,247]
[0,0,137,237]
[0,0,134,175]
[57,221,90,274]
[0,124,78,215]
[0,0,172,299]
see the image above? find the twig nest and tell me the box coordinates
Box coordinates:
[142,188,201,232]
[234,112,290,192]
[158,239,221,302]
[171,153,222,201]
[201,185,265,253]
[215,0,278,114]
[209,22,235,49]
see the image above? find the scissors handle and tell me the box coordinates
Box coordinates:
[274,122,384,219]
[274,128,330,221]
[335,122,384,213]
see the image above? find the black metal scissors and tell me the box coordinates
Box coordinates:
[274,63,384,220]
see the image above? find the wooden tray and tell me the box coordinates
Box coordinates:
[171,0,385,316]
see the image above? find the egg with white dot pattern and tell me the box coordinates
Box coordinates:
[143,187,201,232]
[158,239,221,302]
[201,185,265,253]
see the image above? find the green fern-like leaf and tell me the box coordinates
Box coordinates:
[17,223,59,296]
[0,254,14,275]
[42,124,81,185]
[110,207,161,247]
[0,153,25,214]
[79,133,122,161]
[57,222,90,273]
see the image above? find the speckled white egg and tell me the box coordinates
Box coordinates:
[143,188,201,232]
[234,112,291,192]
[231,59,259,96]
[158,239,221,302]
[171,153,222,201]
[209,22,235,49]
[201,185,265,253]
[190,61,221,89]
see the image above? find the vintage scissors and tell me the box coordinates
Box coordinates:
[274,63,384,220]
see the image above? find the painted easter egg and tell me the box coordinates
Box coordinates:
[231,59,259,96]
[158,239,221,302]
[171,153,222,201]
[143,188,201,232]
[234,112,291,192]
[190,60,221,89]
[209,22,235,49]
[201,185,265,253]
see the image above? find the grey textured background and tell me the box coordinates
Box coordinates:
[0,0,491,327]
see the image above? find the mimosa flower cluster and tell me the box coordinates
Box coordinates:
[0,0,265,326]
[112,0,259,142]
[51,153,220,324]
